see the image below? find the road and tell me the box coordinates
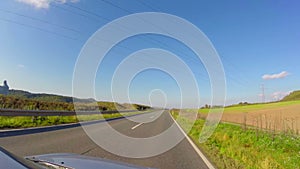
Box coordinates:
[0,110,211,169]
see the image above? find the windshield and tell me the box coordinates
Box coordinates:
[0,1,299,169]
[0,147,41,169]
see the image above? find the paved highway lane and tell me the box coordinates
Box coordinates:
[0,111,211,169]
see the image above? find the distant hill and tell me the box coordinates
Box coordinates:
[8,89,95,103]
[281,90,300,101]
[1,89,150,111]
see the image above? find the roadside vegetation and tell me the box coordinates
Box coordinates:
[0,94,150,129]
[171,109,300,169]
[0,95,150,111]
[0,111,145,129]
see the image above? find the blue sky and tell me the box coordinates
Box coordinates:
[0,0,299,108]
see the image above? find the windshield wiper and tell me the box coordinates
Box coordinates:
[26,157,73,169]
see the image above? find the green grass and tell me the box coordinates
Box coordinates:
[199,100,300,114]
[173,113,300,169]
[0,116,78,129]
[0,111,145,129]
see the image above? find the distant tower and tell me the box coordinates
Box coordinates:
[0,80,9,95]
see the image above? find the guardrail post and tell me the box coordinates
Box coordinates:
[32,116,37,123]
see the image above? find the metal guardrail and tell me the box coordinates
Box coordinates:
[0,109,138,116]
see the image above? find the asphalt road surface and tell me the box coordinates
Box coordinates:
[0,110,210,169]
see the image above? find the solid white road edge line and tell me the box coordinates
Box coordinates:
[131,123,143,130]
[170,114,216,169]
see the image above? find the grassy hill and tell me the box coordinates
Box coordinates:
[8,89,95,103]
[281,90,300,101]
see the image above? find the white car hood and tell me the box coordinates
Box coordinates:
[25,153,154,169]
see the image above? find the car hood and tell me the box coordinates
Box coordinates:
[25,153,154,169]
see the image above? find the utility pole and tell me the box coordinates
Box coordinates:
[261,84,265,103]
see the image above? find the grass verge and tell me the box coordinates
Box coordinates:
[172,112,300,169]
[0,111,145,129]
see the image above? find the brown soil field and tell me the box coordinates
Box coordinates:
[198,104,300,134]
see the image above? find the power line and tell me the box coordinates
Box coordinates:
[0,17,77,40]
[53,1,218,82]
[51,3,103,23]
[2,2,235,85]
[0,8,80,34]
[1,2,215,101]
[135,0,164,12]
[95,0,209,78]
[136,0,158,11]
[134,1,253,88]
[98,0,132,14]
[63,3,111,22]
